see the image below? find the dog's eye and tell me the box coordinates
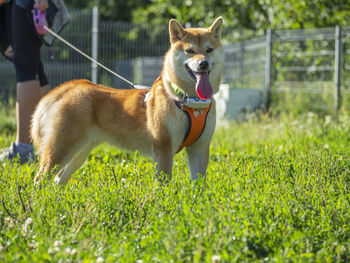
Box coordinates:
[185,49,195,54]
[207,48,214,53]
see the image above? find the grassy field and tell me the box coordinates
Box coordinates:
[0,105,349,262]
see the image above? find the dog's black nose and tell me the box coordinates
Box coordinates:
[199,60,209,70]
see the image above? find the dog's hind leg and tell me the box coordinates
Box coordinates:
[53,144,94,186]
[34,148,64,185]
[34,167,45,185]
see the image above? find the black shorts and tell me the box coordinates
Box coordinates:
[11,2,48,86]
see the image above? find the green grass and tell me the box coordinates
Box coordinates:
[0,107,349,262]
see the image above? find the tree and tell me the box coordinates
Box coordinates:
[65,0,350,40]
[132,0,268,30]
[132,0,350,40]
[268,0,350,29]
[66,0,269,32]
[66,0,151,21]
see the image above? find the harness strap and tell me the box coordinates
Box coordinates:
[151,75,211,153]
[176,102,211,153]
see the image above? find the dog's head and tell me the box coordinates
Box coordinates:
[163,17,224,99]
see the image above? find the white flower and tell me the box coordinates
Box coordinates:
[48,246,60,254]
[54,240,63,248]
[96,257,104,263]
[5,217,14,227]
[65,247,77,256]
[21,224,30,237]
[307,112,314,118]
[29,241,38,250]
[25,217,33,225]
[211,255,221,263]
[325,115,332,125]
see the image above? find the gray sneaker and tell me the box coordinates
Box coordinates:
[0,142,35,164]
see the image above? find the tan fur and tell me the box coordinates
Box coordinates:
[31,17,225,185]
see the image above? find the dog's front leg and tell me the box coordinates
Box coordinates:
[186,142,210,181]
[152,143,173,182]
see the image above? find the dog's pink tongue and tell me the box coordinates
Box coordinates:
[194,72,212,99]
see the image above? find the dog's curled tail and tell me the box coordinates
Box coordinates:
[31,96,52,150]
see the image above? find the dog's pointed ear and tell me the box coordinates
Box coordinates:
[169,19,186,44]
[208,17,223,40]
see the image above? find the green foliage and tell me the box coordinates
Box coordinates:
[0,108,350,262]
[0,100,16,141]
[66,0,350,35]
[272,86,334,116]
[268,0,350,29]
[131,0,350,40]
[132,0,269,38]
[66,0,151,21]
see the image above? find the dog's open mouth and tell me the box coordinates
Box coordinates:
[185,64,213,99]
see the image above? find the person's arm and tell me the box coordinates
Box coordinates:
[35,0,48,12]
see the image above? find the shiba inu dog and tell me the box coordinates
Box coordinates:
[31,17,224,185]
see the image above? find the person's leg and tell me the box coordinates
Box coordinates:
[38,60,50,98]
[16,80,41,144]
[0,79,47,162]
[0,3,47,162]
[12,3,44,146]
[40,84,51,97]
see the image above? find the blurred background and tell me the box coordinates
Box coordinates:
[1,0,350,118]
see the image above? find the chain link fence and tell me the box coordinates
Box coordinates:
[1,8,350,118]
[221,26,350,117]
[0,9,93,98]
[0,9,170,97]
[219,36,267,119]
[272,26,350,115]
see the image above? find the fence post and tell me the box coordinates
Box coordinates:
[334,25,342,116]
[239,41,244,87]
[265,28,272,111]
[91,6,99,84]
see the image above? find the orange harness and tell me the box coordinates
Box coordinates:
[149,75,211,153]
[175,102,211,153]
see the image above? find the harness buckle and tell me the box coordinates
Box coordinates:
[181,97,211,109]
